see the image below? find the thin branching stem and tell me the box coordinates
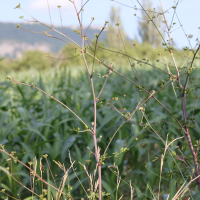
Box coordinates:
[117,26,144,87]
[96,68,112,101]
[159,0,200,190]
[58,7,65,35]
[9,78,91,133]
[46,0,52,28]
[84,18,94,36]
[73,0,102,198]
[88,40,169,74]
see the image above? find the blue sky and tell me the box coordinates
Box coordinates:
[1,0,200,48]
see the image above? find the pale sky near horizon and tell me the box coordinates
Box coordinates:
[1,0,200,48]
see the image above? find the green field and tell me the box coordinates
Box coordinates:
[1,61,200,199]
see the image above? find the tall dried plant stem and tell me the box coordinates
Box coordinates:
[72,1,102,198]
[82,36,102,200]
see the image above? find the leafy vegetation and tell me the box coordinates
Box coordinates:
[1,0,200,199]
[1,62,200,199]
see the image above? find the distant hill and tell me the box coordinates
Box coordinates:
[0,22,106,58]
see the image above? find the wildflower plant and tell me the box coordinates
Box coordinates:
[1,0,200,199]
